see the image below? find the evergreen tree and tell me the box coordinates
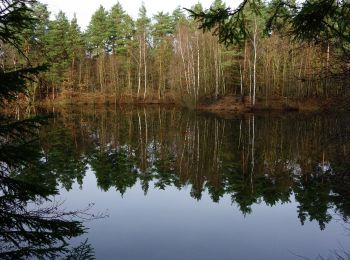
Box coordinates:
[136,3,151,99]
[211,0,226,9]
[152,12,174,98]
[107,2,134,54]
[67,14,84,89]
[86,5,109,55]
[188,0,350,48]
[45,11,70,96]
[136,3,151,41]
[0,0,47,102]
[172,6,187,29]
[152,12,174,46]
[16,2,50,101]
[22,2,50,63]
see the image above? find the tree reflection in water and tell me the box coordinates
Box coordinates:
[9,107,350,234]
[0,116,99,259]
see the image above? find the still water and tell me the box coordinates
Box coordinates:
[3,106,350,259]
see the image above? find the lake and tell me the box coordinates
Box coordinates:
[2,106,350,259]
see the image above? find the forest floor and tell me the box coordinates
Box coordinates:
[9,91,350,114]
[197,94,350,113]
[49,91,178,106]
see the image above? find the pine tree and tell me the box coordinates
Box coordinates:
[67,14,84,89]
[136,4,151,99]
[86,6,109,56]
[45,11,70,98]
[172,6,187,29]
[107,2,133,55]
[22,2,50,63]
[153,12,174,99]
[0,0,47,103]
[86,6,109,92]
[18,2,50,102]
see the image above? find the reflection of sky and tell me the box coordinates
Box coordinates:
[60,169,349,260]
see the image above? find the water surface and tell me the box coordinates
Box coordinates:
[9,107,350,259]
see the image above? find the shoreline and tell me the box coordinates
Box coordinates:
[5,93,350,114]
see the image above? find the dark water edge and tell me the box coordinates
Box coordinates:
[2,105,350,259]
[21,92,350,113]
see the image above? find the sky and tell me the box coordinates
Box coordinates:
[40,0,237,30]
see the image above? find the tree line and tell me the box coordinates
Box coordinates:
[2,0,349,106]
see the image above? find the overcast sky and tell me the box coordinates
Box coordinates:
[40,0,238,30]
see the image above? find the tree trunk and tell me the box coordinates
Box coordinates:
[138,36,142,98]
[143,32,147,100]
[252,16,257,108]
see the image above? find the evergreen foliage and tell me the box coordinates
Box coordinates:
[1,0,349,105]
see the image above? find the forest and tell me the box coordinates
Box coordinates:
[2,0,350,109]
[1,1,350,258]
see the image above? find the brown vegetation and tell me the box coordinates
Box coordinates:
[197,94,350,113]
[2,2,348,111]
